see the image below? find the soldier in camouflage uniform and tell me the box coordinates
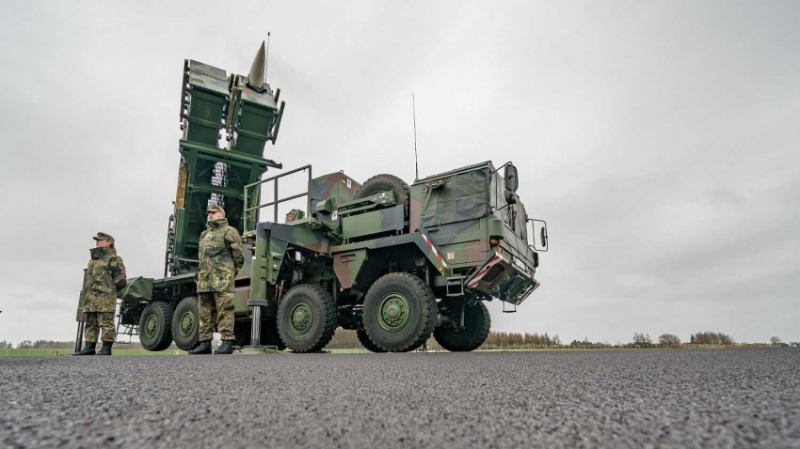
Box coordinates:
[73,232,126,356]
[189,204,244,355]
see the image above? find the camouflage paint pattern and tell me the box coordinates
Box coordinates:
[249,221,331,302]
[246,161,540,301]
[75,269,88,321]
[331,231,454,289]
[340,204,404,243]
[198,292,235,341]
[308,172,360,208]
[83,247,127,313]
[197,218,244,293]
[84,312,116,342]
[120,277,154,305]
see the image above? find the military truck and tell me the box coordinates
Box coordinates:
[77,43,548,353]
[240,162,548,353]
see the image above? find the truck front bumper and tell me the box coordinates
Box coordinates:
[464,251,539,305]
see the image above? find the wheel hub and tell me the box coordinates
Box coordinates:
[289,303,313,335]
[179,310,195,337]
[378,293,410,332]
[144,315,158,338]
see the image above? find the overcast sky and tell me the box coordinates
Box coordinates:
[1,1,798,345]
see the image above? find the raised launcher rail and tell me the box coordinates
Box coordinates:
[165,44,285,277]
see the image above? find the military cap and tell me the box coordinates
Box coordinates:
[93,232,115,243]
[207,204,225,214]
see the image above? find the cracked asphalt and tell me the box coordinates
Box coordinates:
[1,349,799,448]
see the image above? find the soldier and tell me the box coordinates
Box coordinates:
[73,232,126,356]
[189,204,244,355]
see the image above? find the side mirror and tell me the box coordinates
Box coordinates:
[527,219,548,252]
[504,163,519,193]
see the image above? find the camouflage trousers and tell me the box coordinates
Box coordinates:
[84,312,116,343]
[198,292,235,341]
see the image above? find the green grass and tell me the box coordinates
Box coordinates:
[0,348,187,356]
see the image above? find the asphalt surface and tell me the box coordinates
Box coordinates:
[1,349,799,449]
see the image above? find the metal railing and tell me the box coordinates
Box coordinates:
[243,165,312,232]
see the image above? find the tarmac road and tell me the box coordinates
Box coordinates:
[1,349,799,448]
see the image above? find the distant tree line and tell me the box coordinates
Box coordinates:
[324,330,743,350]
[10,340,76,349]
[323,330,568,350]
[658,334,681,347]
[486,331,562,346]
[689,331,734,345]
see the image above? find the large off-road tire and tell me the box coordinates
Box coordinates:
[402,294,439,352]
[171,297,199,351]
[235,317,287,351]
[357,329,387,353]
[355,174,410,206]
[434,301,491,352]
[404,335,429,353]
[139,301,174,351]
[363,272,436,352]
[277,284,338,353]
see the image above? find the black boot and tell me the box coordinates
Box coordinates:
[189,341,212,355]
[72,342,96,356]
[214,341,234,354]
[97,341,113,356]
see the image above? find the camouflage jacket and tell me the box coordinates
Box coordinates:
[197,218,244,293]
[83,247,127,312]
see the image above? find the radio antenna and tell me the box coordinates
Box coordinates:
[412,92,419,181]
[265,32,271,83]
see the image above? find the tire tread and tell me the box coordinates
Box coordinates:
[140,301,175,351]
[277,283,338,353]
[433,301,491,352]
[364,272,436,352]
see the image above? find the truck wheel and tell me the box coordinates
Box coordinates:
[357,329,386,353]
[402,294,438,352]
[171,297,199,351]
[277,284,338,353]
[363,272,436,352]
[139,301,174,351]
[355,174,410,206]
[433,301,491,352]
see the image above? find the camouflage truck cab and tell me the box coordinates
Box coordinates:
[410,162,540,306]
